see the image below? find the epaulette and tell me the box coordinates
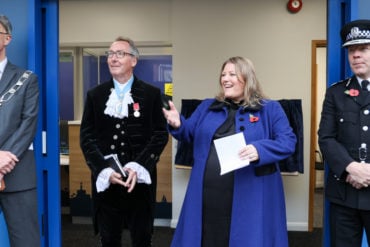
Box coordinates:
[329,77,351,87]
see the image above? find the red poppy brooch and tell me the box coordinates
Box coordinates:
[249,114,259,123]
[344,89,359,96]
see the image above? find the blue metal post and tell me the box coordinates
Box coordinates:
[0,0,60,246]
[30,0,61,246]
[326,0,368,246]
[0,211,10,247]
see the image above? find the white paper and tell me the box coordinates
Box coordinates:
[213,132,250,175]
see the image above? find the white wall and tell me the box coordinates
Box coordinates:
[60,0,327,231]
[59,0,171,45]
[315,47,327,188]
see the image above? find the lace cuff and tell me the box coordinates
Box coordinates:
[95,162,151,193]
[96,167,114,192]
[124,162,152,184]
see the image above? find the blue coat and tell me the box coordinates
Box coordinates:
[170,99,296,247]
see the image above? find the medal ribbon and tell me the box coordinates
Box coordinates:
[113,77,134,113]
[113,77,134,100]
[133,103,140,111]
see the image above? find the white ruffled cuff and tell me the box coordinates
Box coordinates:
[124,162,152,184]
[95,162,152,193]
[96,167,114,192]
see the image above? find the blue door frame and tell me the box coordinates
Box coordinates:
[0,0,60,246]
[32,1,61,246]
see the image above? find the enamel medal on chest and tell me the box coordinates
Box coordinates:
[133,102,140,117]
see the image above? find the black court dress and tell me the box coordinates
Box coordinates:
[202,102,238,247]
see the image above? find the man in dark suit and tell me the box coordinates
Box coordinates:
[0,15,40,247]
[80,36,168,247]
[318,19,370,247]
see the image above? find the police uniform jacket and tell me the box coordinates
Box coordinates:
[80,77,168,229]
[318,76,370,210]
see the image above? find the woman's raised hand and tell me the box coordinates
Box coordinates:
[162,100,181,128]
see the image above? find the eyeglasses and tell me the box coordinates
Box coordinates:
[0,31,8,35]
[105,50,134,58]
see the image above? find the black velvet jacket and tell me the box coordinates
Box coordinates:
[80,76,168,228]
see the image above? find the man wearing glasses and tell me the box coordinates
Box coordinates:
[80,36,168,247]
[0,15,40,247]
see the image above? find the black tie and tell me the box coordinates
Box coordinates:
[361,80,369,91]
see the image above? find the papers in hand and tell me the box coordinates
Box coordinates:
[104,154,127,178]
[213,132,250,175]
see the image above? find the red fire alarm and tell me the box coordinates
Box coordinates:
[287,0,302,13]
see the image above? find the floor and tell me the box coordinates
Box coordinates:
[314,187,324,228]
[62,188,325,246]
[62,215,174,247]
[62,216,323,247]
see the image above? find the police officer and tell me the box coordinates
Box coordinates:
[318,19,370,247]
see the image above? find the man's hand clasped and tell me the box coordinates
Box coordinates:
[346,161,370,189]
[0,150,18,175]
[109,168,138,193]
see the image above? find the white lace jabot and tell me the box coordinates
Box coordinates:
[104,89,134,119]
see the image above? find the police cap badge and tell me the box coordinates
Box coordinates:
[340,19,370,47]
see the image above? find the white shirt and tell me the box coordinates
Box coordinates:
[356,76,370,91]
[363,79,370,91]
[0,58,8,81]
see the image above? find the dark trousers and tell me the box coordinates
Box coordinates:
[0,188,41,247]
[97,185,153,247]
[330,203,370,247]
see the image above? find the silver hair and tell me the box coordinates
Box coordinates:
[115,36,139,58]
[0,15,12,35]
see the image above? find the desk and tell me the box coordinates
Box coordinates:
[60,154,69,166]
[60,154,71,214]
